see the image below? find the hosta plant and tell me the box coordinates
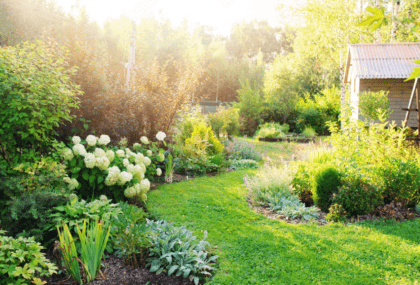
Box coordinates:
[62,133,164,202]
[0,230,58,285]
[146,219,218,285]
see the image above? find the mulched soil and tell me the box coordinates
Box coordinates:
[40,244,198,285]
[248,200,420,226]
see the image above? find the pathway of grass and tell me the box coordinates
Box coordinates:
[148,171,420,285]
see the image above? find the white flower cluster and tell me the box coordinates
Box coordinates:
[118,171,133,185]
[86,135,97,146]
[98,135,111,145]
[116,150,125,157]
[84,153,96,169]
[62,148,74,160]
[156,131,166,141]
[140,136,149,144]
[105,166,121,186]
[144,157,151,166]
[73,144,87,156]
[64,177,79,190]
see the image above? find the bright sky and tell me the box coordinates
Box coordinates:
[54,0,304,36]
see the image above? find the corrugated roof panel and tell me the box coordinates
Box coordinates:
[350,43,420,79]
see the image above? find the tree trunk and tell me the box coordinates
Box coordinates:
[376,0,381,43]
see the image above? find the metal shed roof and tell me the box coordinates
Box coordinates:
[344,42,420,83]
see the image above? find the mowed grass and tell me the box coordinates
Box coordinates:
[148,170,420,285]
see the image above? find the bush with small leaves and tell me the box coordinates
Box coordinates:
[326,204,348,223]
[0,230,58,285]
[312,165,342,212]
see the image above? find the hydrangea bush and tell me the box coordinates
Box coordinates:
[62,133,166,202]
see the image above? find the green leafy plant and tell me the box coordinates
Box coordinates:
[359,90,392,122]
[146,219,218,285]
[332,176,383,216]
[301,126,316,137]
[224,137,262,161]
[0,230,58,285]
[229,159,259,170]
[56,219,111,284]
[326,204,348,223]
[111,203,151,267]
[267,193,319,220]
[312,166,342,212]
[0,41,81,167]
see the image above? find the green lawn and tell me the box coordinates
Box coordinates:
[148,170,420,285]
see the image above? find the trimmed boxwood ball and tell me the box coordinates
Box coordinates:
[312,166,342,212]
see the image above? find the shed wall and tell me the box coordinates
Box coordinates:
[357,79,417,128]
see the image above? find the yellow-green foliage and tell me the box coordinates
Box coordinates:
[184,123,224,157]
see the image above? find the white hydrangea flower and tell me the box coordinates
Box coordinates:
[123,159,129,168]
[118,171,133,185]
[105,166,121,186]
[95,156,110,171]
[135,153,144,164]
[94,148,106,158]
[73,144,87,156]
[157,153,165,162]
[84,153,96,168]
[72,136,81,145]
[156,131,166,141]
[116,149,125,157]
[139,178,151,193]
[100,195,107,201]
[106,150,115,162]
[140,136,149,144]
[63,148,74,160]
[97,135,111,145]
[124,187,136,199]
[86,135,97,146]
[146,150,152,157]
[156,168,162,176]
[144,156,151,167]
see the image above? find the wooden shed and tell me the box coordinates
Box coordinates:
[344,42,420,128]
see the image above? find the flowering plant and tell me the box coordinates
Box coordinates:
[62,134,164,202]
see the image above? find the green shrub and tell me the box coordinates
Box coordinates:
[184,123,224,156]
[2,190,69,246]
[302,126,316,137]
[146,219,218,285]
[376,157,420,206]
[326,204,348,223]
[312,166,342,212]
[207,106,239,138]
[0,42,80,166]
[224,137,262,161]
[111,203,151,267]
[0,230,58,285]
[332,177,383,216]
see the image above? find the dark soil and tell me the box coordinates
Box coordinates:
[41,251,197,285]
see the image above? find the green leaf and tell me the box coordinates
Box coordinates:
[82,171,89,181]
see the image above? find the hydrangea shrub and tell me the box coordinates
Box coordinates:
[62,133,166,202]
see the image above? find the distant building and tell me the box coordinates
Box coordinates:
[344,42,420,128]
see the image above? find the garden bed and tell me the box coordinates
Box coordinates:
[258,137,315,143]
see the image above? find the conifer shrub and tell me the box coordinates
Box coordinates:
[312,166,342,212]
